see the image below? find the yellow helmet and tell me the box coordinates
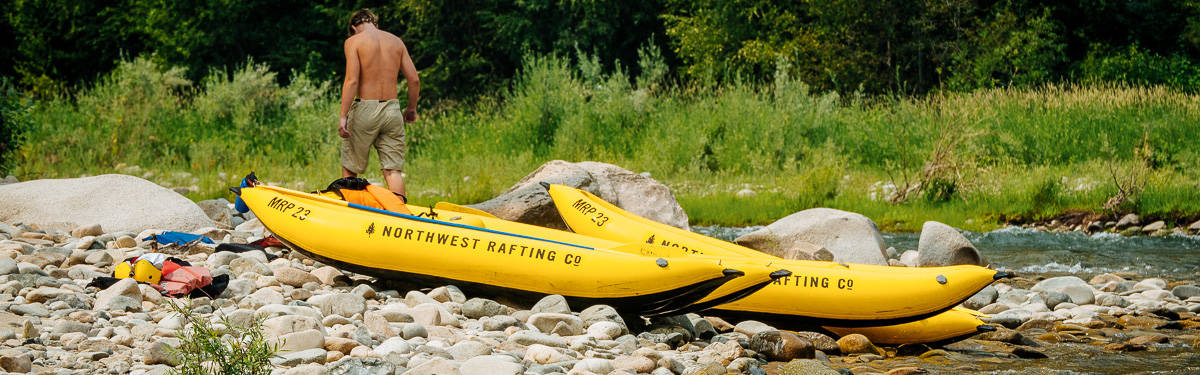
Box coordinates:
[113,259,163,284]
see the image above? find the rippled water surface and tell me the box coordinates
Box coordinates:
[694,225,1200,280]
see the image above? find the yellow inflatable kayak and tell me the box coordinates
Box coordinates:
[427,198,994,344]
[545,183,1008,325]
[824,307,993,345]
[237,183,780,317]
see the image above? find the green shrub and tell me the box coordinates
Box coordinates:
[0,77,33,174]
[166,299,277,375]
[1077,45,1200,91]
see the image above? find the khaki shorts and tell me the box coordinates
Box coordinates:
[341,99,406,174]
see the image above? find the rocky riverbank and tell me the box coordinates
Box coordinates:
[0,212,1197,374]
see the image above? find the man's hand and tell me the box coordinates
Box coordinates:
[338,116,350,138]
[404,107,418,124]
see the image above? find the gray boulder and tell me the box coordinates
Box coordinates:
[1115,214,1140,230]
[1031,276,1092,304]
[964,285,999,309]
[917,221,984,266]
[0,174,214,233]
[734,208,887,265]
[94,278,143,312]
[1172,285,1200,299]
[196,198,233,228]
[468,160,689,230]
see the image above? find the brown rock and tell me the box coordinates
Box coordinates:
[71,224,103,238]
[704,316,734,332]
[1127,334,1168,346]
[1116,315,1167,330]
[977,328,1039,347]
[0,353,31,373]
[837,333,883,355]
[612,355,656,373]
[749,330,815,361]
[885,367,928,375]
[1089,273,1125,285]
[274,266,320,287]
[795,331,840,353]
[1016,319,1057,332]
[310,266,351,286]
[324,337,360,354]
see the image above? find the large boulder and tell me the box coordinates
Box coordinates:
[467,160,689,230]
[0,174,214,233]
[734,208,888,265]
[917,221,984,266]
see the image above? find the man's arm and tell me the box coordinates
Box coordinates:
[338,38,361,138]
[399,40,420,123]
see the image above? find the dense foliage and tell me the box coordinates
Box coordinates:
[8,55,1199,229]
[3,0,1199,99]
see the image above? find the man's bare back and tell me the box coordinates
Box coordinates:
[338,9,420,198]
[340,22,419,128]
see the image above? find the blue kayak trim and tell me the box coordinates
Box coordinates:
[346,202,596,251]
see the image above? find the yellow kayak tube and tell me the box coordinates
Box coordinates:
[824,307,993,345]
[401,202,792,315]
[546,183,1009,325]
[238,183,765,317]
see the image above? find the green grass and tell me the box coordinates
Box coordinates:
[9,54,1200,231]
[166,299,277,375]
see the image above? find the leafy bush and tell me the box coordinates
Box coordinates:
[166,299,277,375]
[1077,44,1200,91]
[0,77,33,174]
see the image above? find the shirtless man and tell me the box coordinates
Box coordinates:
[339,9,419,201]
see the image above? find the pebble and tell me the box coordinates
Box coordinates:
[0,217,1194,375]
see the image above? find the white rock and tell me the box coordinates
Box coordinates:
[460,355,522,375]
[523,344,571,364]
[734,207,888,265]
[917,221,984,266]
[587,321,624,340]
[278,329,326,353]
[94,278,143,312]
[375,337,413,356]
[0,175,214,233]
[1134,278,1168,290]
[899,250,919,267]
[402,356,459,375]
[572,358,615,374]
[246,288,286,309]
[527,313,583,335]
[447,340,492,360]
[309,293,367,318]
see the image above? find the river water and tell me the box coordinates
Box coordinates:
[694,225,1200,281]
[693,225,1200,374]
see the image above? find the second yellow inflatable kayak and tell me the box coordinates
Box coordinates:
[546,183,1008,325]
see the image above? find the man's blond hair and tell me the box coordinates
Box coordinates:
[348,9,378,35]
